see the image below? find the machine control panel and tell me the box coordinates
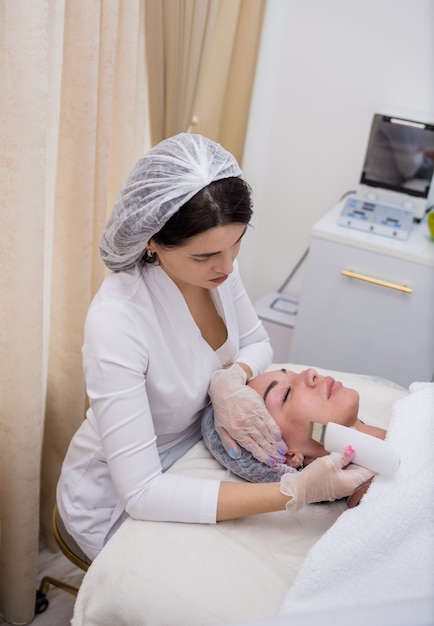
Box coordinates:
[337,195,414,240]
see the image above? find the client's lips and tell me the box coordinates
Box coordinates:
[327,377,342,398]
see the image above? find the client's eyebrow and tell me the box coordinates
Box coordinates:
[263,381,277,402]
[262,369,287,402]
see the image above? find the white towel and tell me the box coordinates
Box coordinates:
[280,382,434,615]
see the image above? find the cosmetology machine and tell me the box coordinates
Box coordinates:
[287,112,434,387]
[256,112,434,385]
[337,112,434,239]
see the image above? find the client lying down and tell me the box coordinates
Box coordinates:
[203,366,384,505]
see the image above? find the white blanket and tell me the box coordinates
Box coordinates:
[280,382,434,617]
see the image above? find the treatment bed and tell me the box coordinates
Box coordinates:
[71,364,434,626]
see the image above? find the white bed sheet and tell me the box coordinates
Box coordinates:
[71,365,408,626]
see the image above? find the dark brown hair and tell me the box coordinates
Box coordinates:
[143,177,253,262]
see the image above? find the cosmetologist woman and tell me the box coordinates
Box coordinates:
[57,134,371,560]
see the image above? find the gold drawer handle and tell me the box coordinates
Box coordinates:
[341,270,413,293]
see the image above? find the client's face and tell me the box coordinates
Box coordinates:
[248,368,359,465]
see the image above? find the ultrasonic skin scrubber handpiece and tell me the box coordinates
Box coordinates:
[309,422,400,475]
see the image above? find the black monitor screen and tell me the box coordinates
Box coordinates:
[360,114,434,199]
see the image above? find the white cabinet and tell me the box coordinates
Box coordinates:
[289,201,434,388]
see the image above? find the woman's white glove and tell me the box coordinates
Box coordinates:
[208,364,288,467]
[280,448,375,511]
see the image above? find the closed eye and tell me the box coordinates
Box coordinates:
[282,387,291,404]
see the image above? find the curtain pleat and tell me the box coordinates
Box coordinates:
[145,0,266,163]
[218,0,266,162]
[0,2,56,622]
[0,1,148,623]
[145,0,217,144]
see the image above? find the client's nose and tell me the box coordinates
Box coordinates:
[304,368,318,386]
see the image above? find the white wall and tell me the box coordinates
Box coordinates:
[239,0,434,302]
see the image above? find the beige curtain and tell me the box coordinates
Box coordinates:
[0,1,148,623]
[0,0,265,623]
[145,0,266,163]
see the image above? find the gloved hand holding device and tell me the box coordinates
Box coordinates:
[280,446,375,511]
[208,364,288,467]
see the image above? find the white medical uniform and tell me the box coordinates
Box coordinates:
[57,261,272,559]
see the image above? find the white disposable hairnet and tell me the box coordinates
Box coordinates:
[100,133,242,271]
[201,404,298,483]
